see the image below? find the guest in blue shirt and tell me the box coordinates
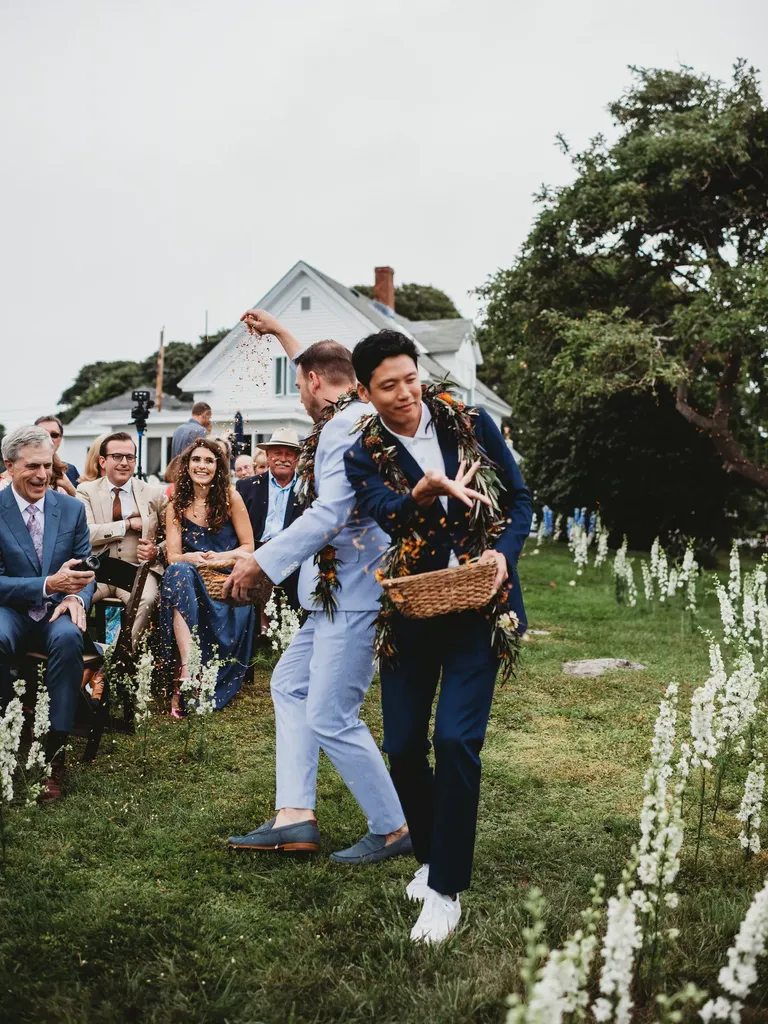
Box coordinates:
[171,402,212,459]
[236,428,303,611]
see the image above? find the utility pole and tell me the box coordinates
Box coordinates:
[155,326,165,411]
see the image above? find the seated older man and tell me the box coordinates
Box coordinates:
[0,426,96,801]
[76,432,166,653]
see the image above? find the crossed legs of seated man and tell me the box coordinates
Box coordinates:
[380,610,499,944]
[0,603,90,801]
[228,611,411,864]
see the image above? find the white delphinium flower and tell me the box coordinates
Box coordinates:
[613,537,628,579]
[524,876,605,1024]
[699,875,768,1021]
[592,893,642,1024]
[595,531,609,570]
[716,651,760,751]
[690,673,720,772]
[623,563,637,608]
[530,512,538,537]
[678,543,698,588]
[634,684,685,930]
[264,594,301,654]
[196,657,219,716]
[687,574,698,614]
[716,584,739,646]
[0,696,24,804]
[553,514,563,543]
[134,646,154,727]
[186,626,202,682]
[657,550,669,603]
[641,562,654,602]
[650,537,661,581]
[667,566,679,599]
[742,575,758,648]
[536,519,546,546]
[737,759,765,855]
[24,678,50,773]
[728,541,741,605]
[753,569,768,655]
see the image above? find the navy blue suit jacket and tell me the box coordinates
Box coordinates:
[0,487,96,613]
[344,406,532,630]
[235,472,303,543]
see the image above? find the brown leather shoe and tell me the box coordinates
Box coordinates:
[40,760,67,803]
[90,670,105,703]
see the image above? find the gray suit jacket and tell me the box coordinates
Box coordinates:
[255,401,390,613]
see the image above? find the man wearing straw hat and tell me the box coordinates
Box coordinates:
[236,427,303,612]
[225,310,411,867]
[343,329,532,945]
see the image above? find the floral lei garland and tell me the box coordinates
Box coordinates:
[294,387,359,621]
[355,378,521,682]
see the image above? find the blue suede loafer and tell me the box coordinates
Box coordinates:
[329,831,413,865]
[227,817,321,853]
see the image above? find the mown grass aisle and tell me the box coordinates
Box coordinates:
[1,547,766,1023]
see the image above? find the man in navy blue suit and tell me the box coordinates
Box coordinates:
[344,331,532,944]
[235,428,303,612]
[0,425,96,801]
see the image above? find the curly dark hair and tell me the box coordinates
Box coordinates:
[171,438,231,533]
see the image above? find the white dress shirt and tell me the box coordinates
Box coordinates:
[12,485,46,528]
[105,479,136,537]
[388,403,459,567]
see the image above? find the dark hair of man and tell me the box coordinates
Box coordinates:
[352,330,420,388]
[172,437,231,532]
[99,432,137,458]
[294,340,356,387]
[192,401,212,417]
[35,414,64,434]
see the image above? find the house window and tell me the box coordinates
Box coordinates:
[275,355,300,396]
[301,295,311,311]
[147,437,162,477]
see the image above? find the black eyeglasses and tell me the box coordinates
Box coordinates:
[106,453,137,463]
[47,431,62,440]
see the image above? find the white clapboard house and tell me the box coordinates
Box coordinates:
[61,262,511,477]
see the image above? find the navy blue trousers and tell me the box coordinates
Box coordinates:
[381,610,499,896]
[0,606,85,733]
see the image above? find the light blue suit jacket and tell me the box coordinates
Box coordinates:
[255,400,390,613]
[0,486,96,613]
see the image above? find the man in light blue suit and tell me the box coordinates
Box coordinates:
[226,311,410,864]
[0,426,97,801]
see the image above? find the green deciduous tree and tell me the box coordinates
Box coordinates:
[478,61,768,539]
[354,283,461,321]
[59,329,229,423]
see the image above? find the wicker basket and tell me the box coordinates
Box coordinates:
[380,560,497,619]
[198,560,273,607]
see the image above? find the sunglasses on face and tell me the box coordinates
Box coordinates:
[47,431,62,440]
[106,453,137,463]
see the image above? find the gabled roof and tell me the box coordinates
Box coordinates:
[174,259,511,417]
[70,386,188,417]
[409,318,474,355]
[178,260,424,393]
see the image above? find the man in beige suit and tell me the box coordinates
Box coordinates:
[76,431,166,646]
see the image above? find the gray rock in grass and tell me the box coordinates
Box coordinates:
[562,658,646,678]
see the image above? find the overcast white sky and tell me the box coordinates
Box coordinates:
[1,0,766,429]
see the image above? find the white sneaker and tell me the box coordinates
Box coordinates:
[410,887,461,944]
[406,864,430,902]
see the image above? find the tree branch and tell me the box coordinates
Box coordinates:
[676,348,768,489]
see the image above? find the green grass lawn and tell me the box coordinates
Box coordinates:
[1,546,766,1023]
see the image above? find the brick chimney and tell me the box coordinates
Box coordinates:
[374,266,395,311]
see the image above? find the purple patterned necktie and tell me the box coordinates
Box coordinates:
[26,505,46,621]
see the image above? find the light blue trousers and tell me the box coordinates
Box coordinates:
[271,610,405,835]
